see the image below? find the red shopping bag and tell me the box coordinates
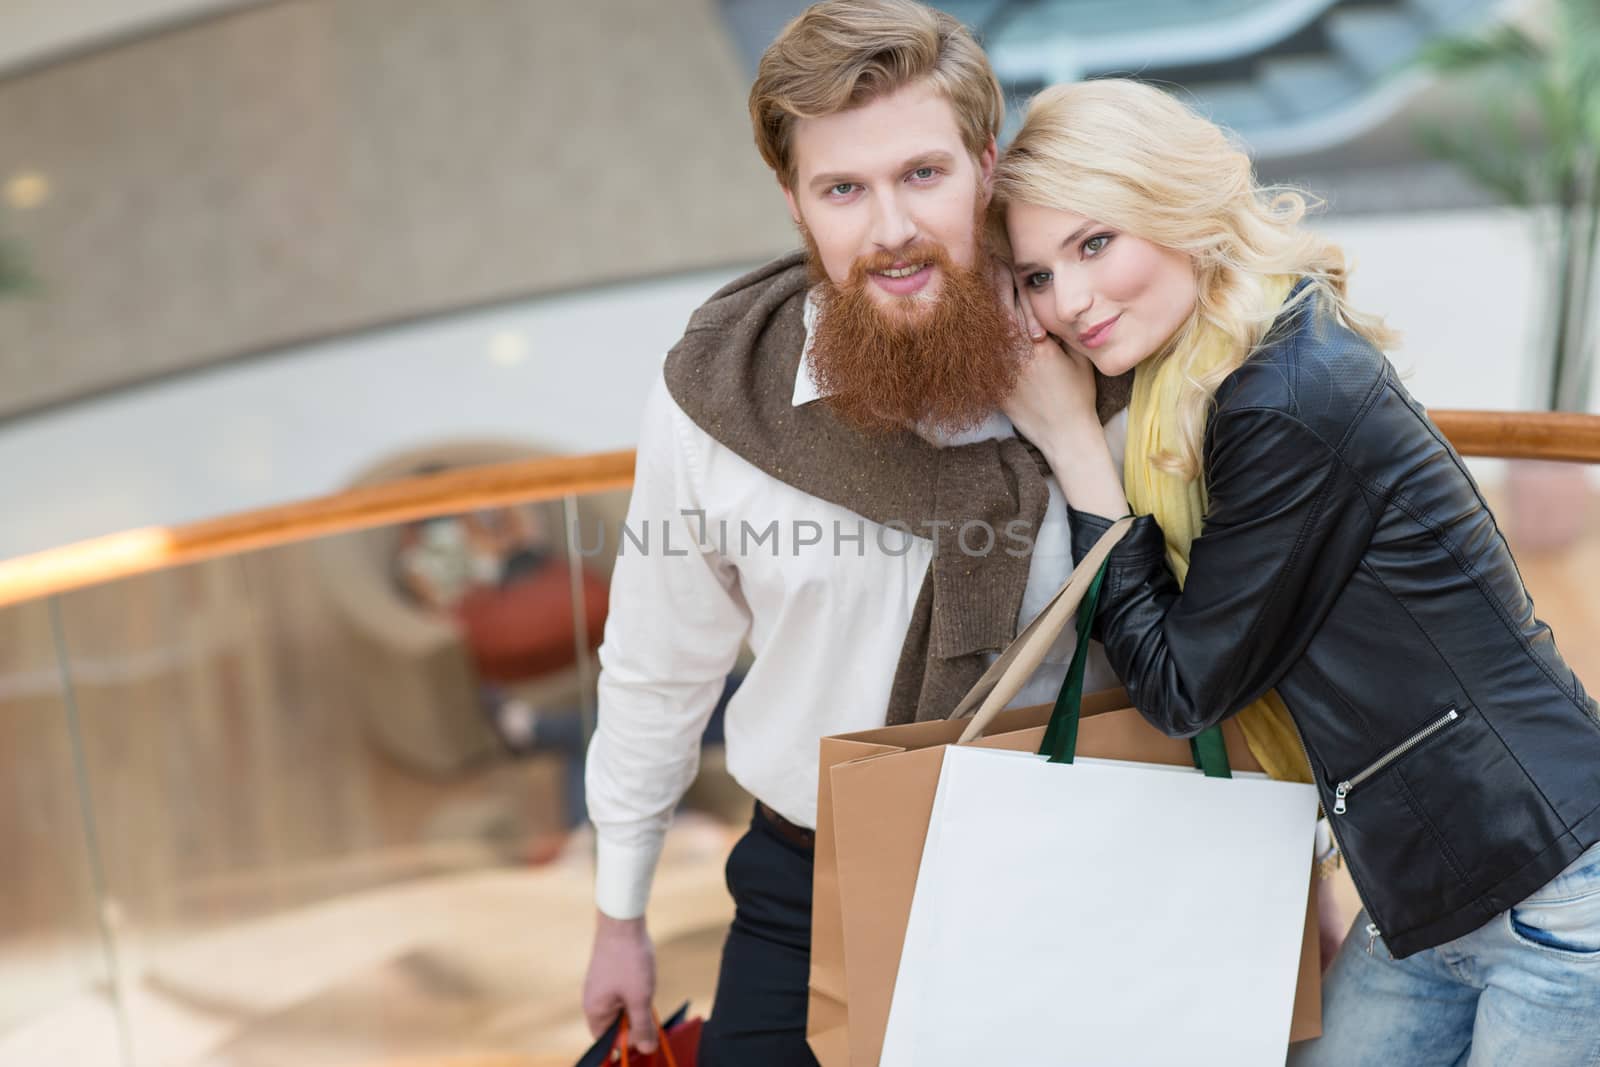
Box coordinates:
[575,1003,702,1066]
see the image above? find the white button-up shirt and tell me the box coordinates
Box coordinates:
[586,303,1127,919]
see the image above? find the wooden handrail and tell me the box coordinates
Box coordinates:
[0,449,636,609]
[1431,410,1600,464]
[0,410,1596,609]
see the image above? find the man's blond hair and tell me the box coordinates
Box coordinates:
[749,0,1002,189]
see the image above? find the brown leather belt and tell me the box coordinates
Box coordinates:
[756,801,816,851]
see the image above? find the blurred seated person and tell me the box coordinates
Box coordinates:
[393,501,735,827]
[395,500,603,777]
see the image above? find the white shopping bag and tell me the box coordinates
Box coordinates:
[881,742,1318,1066]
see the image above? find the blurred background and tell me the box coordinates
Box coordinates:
[1,0,1597,1064]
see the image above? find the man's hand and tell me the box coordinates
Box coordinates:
[583,912,658,1052]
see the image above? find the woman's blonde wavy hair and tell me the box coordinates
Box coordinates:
[991,79,1398,479]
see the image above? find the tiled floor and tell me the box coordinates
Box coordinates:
[0,819,739,1067]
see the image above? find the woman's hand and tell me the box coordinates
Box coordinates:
[1002,333,1098,453]
[1002,335,1130,519]
[989,257,1100,467]
[991,258,1046,344]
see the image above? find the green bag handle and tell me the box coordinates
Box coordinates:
[1038,556,1231,779]
[952,517,1134,743]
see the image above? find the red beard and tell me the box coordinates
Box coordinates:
[803,225,1026,436]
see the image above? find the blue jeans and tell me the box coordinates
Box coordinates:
[1289,842,1600,1066]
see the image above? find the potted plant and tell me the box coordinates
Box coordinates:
[1418,0,1600,551]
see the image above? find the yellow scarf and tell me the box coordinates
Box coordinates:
[1123,276,1313,783]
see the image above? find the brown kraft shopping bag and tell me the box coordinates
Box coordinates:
[805,519,1322,1065]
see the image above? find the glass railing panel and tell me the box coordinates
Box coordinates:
[0,595,127,1066]
[1491,460,1600,687]
[32,486,744,1065]
[10,435,1597,1064]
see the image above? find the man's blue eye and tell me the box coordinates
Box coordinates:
[911,167,936,180]
[830,183,856,197]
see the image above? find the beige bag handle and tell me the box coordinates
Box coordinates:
[950,516,1134,743]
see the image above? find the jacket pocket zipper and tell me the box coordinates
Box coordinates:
[1333,708,1460,815]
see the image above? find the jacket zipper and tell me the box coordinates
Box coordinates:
[1333,709,1459,815]
[1287,713,1431,959]
[1288,716,1392,953]
[1334,708,1461,959]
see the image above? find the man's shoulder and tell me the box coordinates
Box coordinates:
[665,250,811,431]
[703,250,809,305]
[683,250,809,334]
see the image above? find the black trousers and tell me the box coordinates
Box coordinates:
[698,805,821,1067]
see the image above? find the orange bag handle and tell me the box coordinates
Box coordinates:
[616,1008,678,1067]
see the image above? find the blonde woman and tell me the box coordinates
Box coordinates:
[992,78,1600,1063]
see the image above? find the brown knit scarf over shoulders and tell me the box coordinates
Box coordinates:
[663,251,1130,723]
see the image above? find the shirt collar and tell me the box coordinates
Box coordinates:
[792,288,828,408]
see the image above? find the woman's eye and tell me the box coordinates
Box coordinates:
[1084,234,1112,256]
[1025,271,1051,290]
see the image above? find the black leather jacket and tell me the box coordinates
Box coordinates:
[1070,282,1600,959]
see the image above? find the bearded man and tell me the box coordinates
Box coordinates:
[581,3,1129,1064]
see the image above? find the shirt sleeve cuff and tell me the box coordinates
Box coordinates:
[594,831,668,920]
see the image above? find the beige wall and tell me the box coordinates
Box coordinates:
[0,0,263,75]
[0,0,794,419]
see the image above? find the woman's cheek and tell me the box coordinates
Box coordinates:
[1027,291,1057,333]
